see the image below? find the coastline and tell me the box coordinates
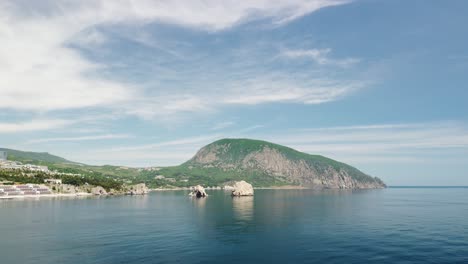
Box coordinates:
[150,185,306,191]
[0,192,93,200]
[0,185,385,199]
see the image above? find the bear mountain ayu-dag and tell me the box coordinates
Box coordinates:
[180,138,386,189]
[1,139,385,189]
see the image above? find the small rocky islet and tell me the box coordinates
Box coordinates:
[189,180,254,198]
[231,180,254,196]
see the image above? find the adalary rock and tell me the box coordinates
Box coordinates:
[231,181,254,196]
[189,185,207,198]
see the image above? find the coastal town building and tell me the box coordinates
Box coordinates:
[0,160,51,172]
[0,184,52,197]
[0,160,22,169]
[144,167,161,171]
[23,164,49,172]
[44,179,62,184]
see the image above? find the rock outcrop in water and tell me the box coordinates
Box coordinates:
[189,185,207,198]
[231,181,254,196]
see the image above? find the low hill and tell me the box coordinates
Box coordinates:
[158,138,385,189]
[0,148,74,164]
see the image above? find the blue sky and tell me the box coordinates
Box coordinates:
[1,0,468,185]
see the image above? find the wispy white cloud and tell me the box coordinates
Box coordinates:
[74,124,267,166]
[224,81,361,105]
[281,48,360,67]
[27,134,132,144]
[107,134,223,152]
[69,134,224,166]
[68,150,192,167]
[299,123,430,131]
[0,119,74,133]
[0,114,120,134]
[118,75,365,120]
[265,121,468,164]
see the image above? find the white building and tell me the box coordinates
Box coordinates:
[44,179,62,184]
[24,164,49,172]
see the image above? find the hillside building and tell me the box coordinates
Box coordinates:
[44,179,62,184]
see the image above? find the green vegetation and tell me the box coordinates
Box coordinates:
[1,148,73,165]
[1,138,385,188]
[0,169,122,191]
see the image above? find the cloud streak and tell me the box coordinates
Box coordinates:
[27,134,132,144]
[224,82,360,105]
[265,121,468,164]
[281,48,360,67]
[0,119,74,133]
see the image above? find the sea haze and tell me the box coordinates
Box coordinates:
[1,188,467,264]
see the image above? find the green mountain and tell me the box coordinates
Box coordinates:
[158,138,386,188]
[1,139,386,189]
[0,148,74,164]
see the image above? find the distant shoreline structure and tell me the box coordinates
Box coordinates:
[0,193,92,199]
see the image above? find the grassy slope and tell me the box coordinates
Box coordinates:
[1,148,73,164]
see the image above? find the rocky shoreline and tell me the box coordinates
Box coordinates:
[0,183,386,200]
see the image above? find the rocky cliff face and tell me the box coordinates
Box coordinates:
[187,139,385,189]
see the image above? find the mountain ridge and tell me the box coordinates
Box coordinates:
[178,138,385,189]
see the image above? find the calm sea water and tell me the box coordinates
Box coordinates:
[1,188,467,264]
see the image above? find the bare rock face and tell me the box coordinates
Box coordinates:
[91,186,107,195]
[189,185,207,198]
[231,181,254,196]
[127,183,149,195]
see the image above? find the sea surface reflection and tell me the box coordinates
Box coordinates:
[1,188,467,263]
